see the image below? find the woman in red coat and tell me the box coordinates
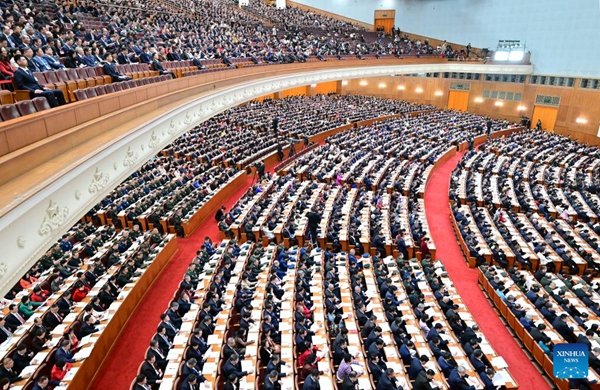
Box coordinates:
[0,47,15,90]
[50,359,72,382]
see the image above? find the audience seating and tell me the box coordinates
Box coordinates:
[450,130,599,275]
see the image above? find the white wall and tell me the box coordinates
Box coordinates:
[296,0,600,78]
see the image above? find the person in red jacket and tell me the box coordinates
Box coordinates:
[72,285,89,302]
[420,237,431,258]
[50,359,72,382]
[30,286,49,302]
[0,47,15,83]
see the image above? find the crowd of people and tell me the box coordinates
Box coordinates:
[450,130,600,273]
[0,0,469,109]
[0,222,171,388]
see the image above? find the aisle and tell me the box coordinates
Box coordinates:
[89,173,254,389]
[423,151,550,389]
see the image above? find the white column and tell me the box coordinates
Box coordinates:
[276,0,286,9]
[238,0,249,6]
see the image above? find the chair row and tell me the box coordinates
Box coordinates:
[73,76,172,101]
[0,97,51,122]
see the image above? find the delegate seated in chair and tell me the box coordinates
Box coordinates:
[151,53,174,79]
[13,54,66,108]
[102,53,132,82]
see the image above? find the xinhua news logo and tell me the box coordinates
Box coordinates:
[553,343,589,379]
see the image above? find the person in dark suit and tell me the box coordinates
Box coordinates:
[408,355,428,380]
[54,340,77,364]
[0,357,22,383]
[42,304,63,330]
[365,353,384,382]
[148,339,167,370]
[5,304,26,331]
[180,374,199,390]
[448,366,475,390]
[223,374,239,390]
[101,53,131,82]
[140,353,162,388]
[76,315,98,339]
[302,368,320,390]
[13,54,66,107]
[31,375,50,390]
[414,369,438,390]
[0,317,13,343]
[134,374,152,390]
[469,349,486,373]
[552,313,575,342]
[339,371,359,390]
[377,368,402,390]
[479,368,496,390]
[263,370,279,390]
[150,53,174,79]
[222,354,249,379]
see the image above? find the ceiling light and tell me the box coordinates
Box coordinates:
[575,117,588,124]
[517,105,527,111]
[494,101,504,107]
[378,82,387,89]
[474,97,484,103]
[415,87,423,94]
[434,91,443,96]
[397,85,405,91]
[359,80,368,86]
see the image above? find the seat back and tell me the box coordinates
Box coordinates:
[76,68,90,80]
[74,89,88,101]
[105,84,116,94]
[111,82,123,92]
[45,71,60,84]
[85,88,98,98]
[0,89,14,104]
[16,100,37,116]
[66,68,80,81]
[84,67,98,78]
[0,104,21,120]
[33,72,48,84]
[95,85,107,95]
[93,66,105,77]
[55,69,70,82]
[32,97,51,112]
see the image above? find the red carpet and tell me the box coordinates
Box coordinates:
[424,151,550,389]
[89,173,254,389]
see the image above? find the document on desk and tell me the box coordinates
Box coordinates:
[74,345,93,360]
[492,370,509,386]
[491,356,508,369]
[20,364,37,379]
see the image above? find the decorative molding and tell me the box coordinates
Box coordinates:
[0,263,7,277]
[38,200,69,236]
[16,236,25,249]
[88,167,110,194]
[123,146,139,167]
[0,62,533,295]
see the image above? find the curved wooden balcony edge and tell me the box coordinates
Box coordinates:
[0,59,533,297]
